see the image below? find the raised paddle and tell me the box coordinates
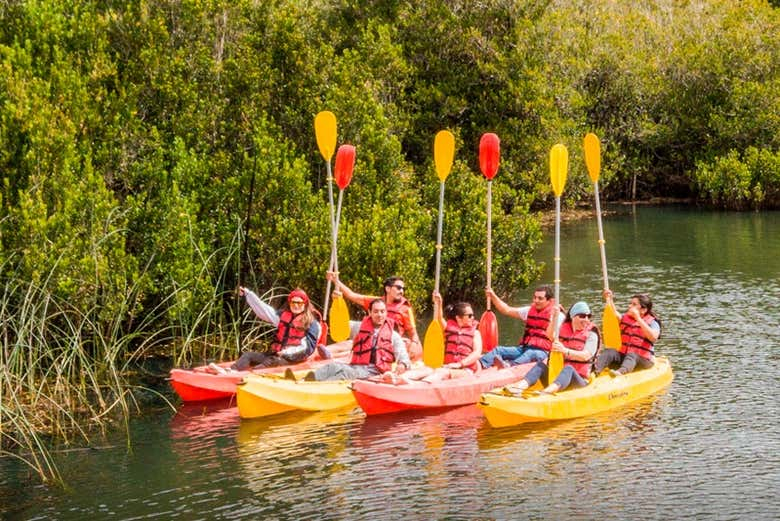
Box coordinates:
[584,133,622,351]
[478,133,500,352]
[423,130,455,369]
[314,111,337,341]
[328,144,356,342]
[548,144,568,383]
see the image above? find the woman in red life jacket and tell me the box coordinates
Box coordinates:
[505,301,600,395]
[390,291,482,384]
[592,290,661,376]
[208,287,322,373]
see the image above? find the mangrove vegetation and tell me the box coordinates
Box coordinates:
[0,0,778,482]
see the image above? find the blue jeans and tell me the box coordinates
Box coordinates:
[479,345,523,368]
[511,347,549,366]
[522,361,549,387]
[552,366,589,391]
[479,345,549,368]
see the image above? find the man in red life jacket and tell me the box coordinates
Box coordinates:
[302,299,411,381]
[326,272,422,362]
[478,285,566,369]
[592,290,661,376]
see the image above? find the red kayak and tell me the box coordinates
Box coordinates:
[350,363,533,415]
[170,341,352,402]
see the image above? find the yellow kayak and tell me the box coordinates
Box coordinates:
[236,372,356,419]
[479,357,673,428]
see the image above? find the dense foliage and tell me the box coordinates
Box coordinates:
[0,1,779,477]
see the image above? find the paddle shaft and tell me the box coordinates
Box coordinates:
[434,180,445,292]
[553,195,561,342]
[593,181,610,291]
[486,180,492,310]
[323,160,336,320]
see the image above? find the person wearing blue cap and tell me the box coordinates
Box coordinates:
[505,301,601,395]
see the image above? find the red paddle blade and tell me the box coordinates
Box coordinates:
[478,310,498,352]
[334,144,356,189]
[479,133,500,180]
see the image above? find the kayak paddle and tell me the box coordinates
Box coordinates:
[314,111,337,341]
[548,143,568,383]
[584,133,622,351]
[423,130,455,369]
[329,144,356,343]
[478,133,500,353]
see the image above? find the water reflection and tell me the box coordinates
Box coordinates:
[4,208,780,520]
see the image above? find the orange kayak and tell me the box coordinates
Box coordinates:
[170,341,352,401]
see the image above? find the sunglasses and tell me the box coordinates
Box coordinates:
[391,284,405,291]
[575,313,591,319]
[290,300,305,305]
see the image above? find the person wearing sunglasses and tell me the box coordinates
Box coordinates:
[477,285,566,370]
[325,271,422,362]
[389,291,482,384]
[592,290,661,377]
[208,287,322,374]
[505,301,600,395]
[300,298,411,382]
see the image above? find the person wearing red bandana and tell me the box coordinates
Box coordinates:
[208,287,322,373]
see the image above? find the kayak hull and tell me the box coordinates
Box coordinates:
[236,373,356,419]
[479,357,673,428]
[169,341,351,402]
[351,364,533,415]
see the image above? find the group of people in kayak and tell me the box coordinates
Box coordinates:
[210,272,661,397]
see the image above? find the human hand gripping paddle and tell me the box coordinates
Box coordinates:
[548,144,568,382]
[328,144,356,342]
[584,133,622,351]
[314,111,337,344]
[478,133,500,353]
[423,130,455,369]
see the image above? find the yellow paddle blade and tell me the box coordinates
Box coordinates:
[602,302,622,350]
[314,111,337,161]
[422,320,444,368]
[434,130,455,182]
[584,133,601,183]
[548,351,563,384]
[329,295,350,342]
[549,144,568,197]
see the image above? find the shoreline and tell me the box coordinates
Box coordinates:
[539,197,693,227]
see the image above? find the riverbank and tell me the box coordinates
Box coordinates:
[539,197,693,227]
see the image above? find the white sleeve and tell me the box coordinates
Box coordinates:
[243,288,279,326]
[392,331,411,367]
[584,331,599,358]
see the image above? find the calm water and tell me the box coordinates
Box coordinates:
[2,206,779,520]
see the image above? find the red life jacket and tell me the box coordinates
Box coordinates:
[350,317,396,373]
[271,310,308,353]
[620,313,658,360]
[559,321,599,378]
[386,298,413,336]
[443,319,480,372]
[520,302,555,352]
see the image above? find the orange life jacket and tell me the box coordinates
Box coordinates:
[350,317,396,373]
[386,298,413,336]
[444,319,480,372]
[559,321,599,378]
[620,313,658,360]
[521,302,555,352]
[271,310,308,353]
